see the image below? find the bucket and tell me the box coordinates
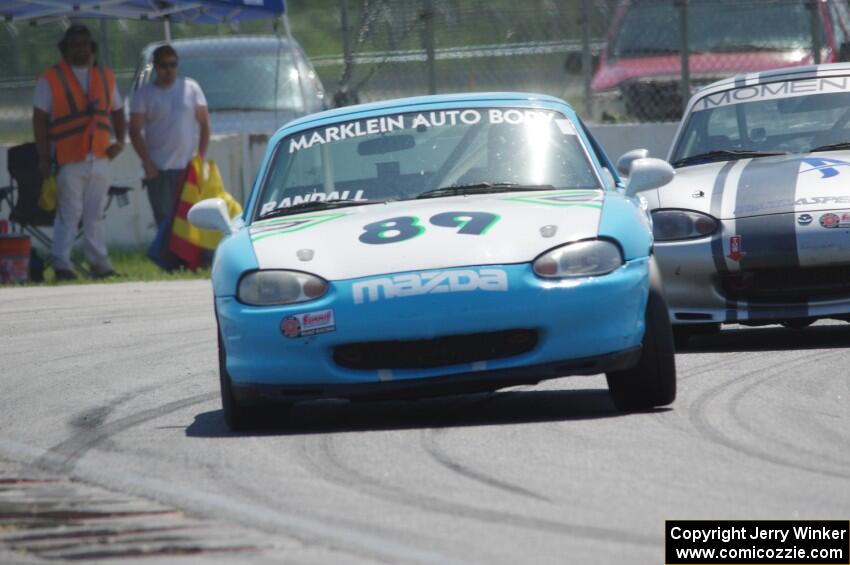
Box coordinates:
[0,235,32,284]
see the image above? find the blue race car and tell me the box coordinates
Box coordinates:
[189,93,677,430]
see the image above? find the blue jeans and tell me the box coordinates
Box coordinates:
[143,168,186,228]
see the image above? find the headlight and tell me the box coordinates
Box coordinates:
[238,270,328,306]
[651,209,717,241]
[533,240,624,278]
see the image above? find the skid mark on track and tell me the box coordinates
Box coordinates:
[419,429,550,502]
[677,353,749,382]
[690,349,850,480]
[36,392,218,475]
[297,433,656,548]
[728,351,850,473]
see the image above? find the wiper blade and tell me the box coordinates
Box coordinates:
[257,199,384,220]
[417,182,555,199]
[810,142,850,153]
[671,149,787,168]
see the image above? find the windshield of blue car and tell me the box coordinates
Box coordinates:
[671,78,850,166]
[612,0,814,58]
[151,51,308,112]
[254,108,602,219]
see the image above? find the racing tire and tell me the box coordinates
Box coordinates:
[218,331,252,431]
[606,258,676,411]
[218,330,292,431]
[780,318,815,330]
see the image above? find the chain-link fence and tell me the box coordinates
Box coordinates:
[0,0,844,143]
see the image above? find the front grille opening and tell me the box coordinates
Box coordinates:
[675,313,714,321]
[721,266,850,303]
[333,329,538,370]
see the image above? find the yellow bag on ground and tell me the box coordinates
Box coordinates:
[37,176,57,212]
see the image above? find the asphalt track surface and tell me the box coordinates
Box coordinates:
[0,280,847,564]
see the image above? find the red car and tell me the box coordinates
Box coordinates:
[592,0,850,121]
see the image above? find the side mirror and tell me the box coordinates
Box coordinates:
[188,198,233,233]
[625,158,675,197]
[615,148,650,177]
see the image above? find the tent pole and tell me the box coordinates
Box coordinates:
[163,17,172,41]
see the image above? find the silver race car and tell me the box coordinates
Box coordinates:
[622,63,850,346]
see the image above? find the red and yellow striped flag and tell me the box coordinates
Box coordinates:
[169,156,242,269]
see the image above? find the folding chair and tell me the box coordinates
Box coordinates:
[0,142,132,276]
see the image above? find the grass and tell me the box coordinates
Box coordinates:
[6,248,211,286]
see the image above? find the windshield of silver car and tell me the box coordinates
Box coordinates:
[255,107,602,219]
[672,76,850,165]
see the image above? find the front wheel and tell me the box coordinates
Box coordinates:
[218,331,253,431]
[218,330,291,431]
[606,258,676,411]
[780,318,815,330]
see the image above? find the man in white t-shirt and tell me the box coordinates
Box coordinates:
[129,44,211,228]
[32,24,126,281]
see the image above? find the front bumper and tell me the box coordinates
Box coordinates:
[216,259,649,387]
[232,348,642,406]
[656,213,850,324]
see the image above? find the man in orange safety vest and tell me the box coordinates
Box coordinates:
[32,24,126,280]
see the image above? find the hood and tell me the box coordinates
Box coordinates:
[660,151,850,219]
[249,190,604,280]
[592,52,811,91]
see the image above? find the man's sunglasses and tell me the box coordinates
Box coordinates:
[155,61,178,69]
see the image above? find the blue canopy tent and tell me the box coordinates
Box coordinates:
[1,1,286,25]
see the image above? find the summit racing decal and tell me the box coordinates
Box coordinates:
[502,190,603,208]
[692,76,850,112]
[281,309,336,338]
[352,268,508,304]
[818,211,850,228]
[286,109,564,154]
[251,213,348,242]
[800,157,850,179]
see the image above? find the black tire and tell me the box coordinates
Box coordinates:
[218,330,252,431]
[780,318,815,330]
[218,330,292,431]
[673,322,721,349]
[606,258,677,411]
[672,327,691,350]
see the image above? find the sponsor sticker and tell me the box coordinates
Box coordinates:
[727,235,744,262]
[797,213,813,226]
[281,309,336,338]
[260,190,367,216]
[692,76,850,112]
[735,195,850,215]
[820,212,840,228]
[286,108,562,154]
[817,211,850,229]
